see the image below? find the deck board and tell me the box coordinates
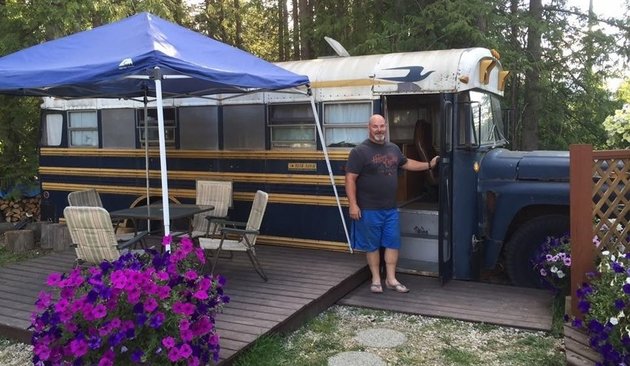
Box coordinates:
[338,273,553,331]
[0,244,556,364]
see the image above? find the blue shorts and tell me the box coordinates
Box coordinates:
[351,209,401,253]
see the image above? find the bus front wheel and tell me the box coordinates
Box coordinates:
[504,214,569,288]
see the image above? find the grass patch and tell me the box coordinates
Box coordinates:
[496,334,565,365]
[0,246,50,266]
[233,335,291,366]
[440,345,482,365]
[550,292,567,337]
[472,322,499,333]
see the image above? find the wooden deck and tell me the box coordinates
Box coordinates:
[0,244,556,365]
[339,273,554,331]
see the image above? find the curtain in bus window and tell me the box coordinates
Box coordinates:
[68,111,98,147]
[268,103,315,149]
[324,102,371,147]
[43,114,63,146]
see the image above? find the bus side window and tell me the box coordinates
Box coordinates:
[42,113,63,147]
[179,106,219,150]
[102,109,136,148]
[223,104,265,150]
[68,111,98,147]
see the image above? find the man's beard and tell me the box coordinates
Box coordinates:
[373,133,386,142]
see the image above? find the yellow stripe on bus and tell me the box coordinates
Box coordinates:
[42,182,349,206]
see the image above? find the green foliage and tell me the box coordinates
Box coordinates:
[602,105,630,148]
[0,96,40,193]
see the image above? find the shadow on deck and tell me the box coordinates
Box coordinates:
[0,244,554,365]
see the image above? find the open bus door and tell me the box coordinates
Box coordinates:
[438,94,454,284]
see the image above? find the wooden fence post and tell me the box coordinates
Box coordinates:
[570,144,596,318]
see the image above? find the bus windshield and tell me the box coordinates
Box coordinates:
[470,91,507,147]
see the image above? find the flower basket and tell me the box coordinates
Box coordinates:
[574,250,630,365]
[533,233,571,294]
[30,236,229,365]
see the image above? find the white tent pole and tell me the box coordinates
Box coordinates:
[153,67,171,251]
[143,92,151,234]
[309,95,352,253]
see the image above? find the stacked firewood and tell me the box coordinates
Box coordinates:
[0,196,41,223]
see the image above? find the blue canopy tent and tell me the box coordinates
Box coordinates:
[0,12,352,251]
[0,13,345,251]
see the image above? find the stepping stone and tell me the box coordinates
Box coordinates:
[328,351,386,366]
[354,328,407,348]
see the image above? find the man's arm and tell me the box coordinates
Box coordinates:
[402,155,440,171]
[345,172,361,220]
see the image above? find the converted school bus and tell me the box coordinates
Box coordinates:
[38,47,570,286]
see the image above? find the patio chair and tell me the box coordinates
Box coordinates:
[64,206,148,266]
[188,180,233,239]
[67,188,103,207]
[199,190,268,281]
[67,188,132,239]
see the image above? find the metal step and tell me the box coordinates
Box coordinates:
[396,258,439,277]
[398,208,439,266]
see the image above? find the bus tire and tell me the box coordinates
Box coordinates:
[504,214,569,288]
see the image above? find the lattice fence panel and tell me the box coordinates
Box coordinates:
[592,158,629,256]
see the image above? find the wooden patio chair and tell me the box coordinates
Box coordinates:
[64,206,148,266]
[199,190,268,281]
[187,180,233,239]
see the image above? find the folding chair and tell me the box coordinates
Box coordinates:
[64,206,148,266]
[199,190,268,281]
[188,180,233,239]
[67,188,131,240]
[67,189,103,207]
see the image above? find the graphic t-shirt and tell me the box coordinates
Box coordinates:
[346,139,407,209]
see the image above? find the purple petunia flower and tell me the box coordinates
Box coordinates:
[612,261,625,273]
[614,299,625,310]
[70,339,89,357]
[578,299,591,314]
[168,347,181,362]
[162,336,176,349]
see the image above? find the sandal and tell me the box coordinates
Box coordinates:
[385,282,410,293]
[370,283,383,294]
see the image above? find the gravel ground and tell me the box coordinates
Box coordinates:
[0,339,32,366]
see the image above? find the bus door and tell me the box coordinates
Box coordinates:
[438,93,454,284]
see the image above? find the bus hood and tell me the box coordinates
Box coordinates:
[479,148,570,181]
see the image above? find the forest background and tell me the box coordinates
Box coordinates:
[0,0,628,193]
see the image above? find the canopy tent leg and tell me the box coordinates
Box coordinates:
[309,96,352,253]
[153,67,172,251]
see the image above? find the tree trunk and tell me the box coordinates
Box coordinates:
[509,0,521,149]
[234,0,242,48]
[522,0,543,150]
[293,0,300,60]
[298,0,313,59]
